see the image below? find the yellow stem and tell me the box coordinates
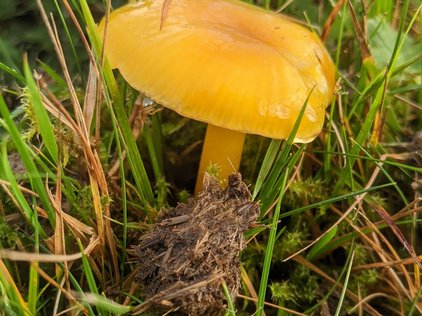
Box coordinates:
[195,124,246,194]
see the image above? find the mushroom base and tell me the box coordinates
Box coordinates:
[195,124,246,193]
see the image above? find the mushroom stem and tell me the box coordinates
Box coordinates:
[195,124,246,194]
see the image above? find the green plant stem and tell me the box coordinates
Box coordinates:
[256,171,288,316]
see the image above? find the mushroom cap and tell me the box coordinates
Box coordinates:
[99,0,336,142]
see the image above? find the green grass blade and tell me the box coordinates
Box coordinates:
[143,124,162,182]
[0,261,30,316]
[252,140,281,200]
[27,262,39,315]
[324,2,346,176]
[222,280,236,316]
[112,99,155,206]
[0,62,25,83]
[307,226,338,261]
[305,236,356,315]
[256,89,313,205]
[339,0,418,191]
[260,145,304,212]
[256,171,288,316]
[27,177,40,315]
[0,142,47,238]
[78,293,131,314]
[78,0,154,206]
[116,137,128,276]
[334,251,355,316]
[262,0,270,9]
[408,284,422,316]
[37,60,67,89]
[23,57,58,163]
[0,94,56,227]
[52,0,85,85]
[352,140,408,204]
[386,0,410,71]
[281,182,395,218]
[78,240,107,315]
[151,114,164,174]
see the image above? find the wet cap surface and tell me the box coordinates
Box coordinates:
[99,0,336,142]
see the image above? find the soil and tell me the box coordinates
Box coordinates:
[134,173,259,315]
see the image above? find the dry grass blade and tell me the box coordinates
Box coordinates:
[348,293,394,314]
[365,153,422,271]
[240,266,259,309]
[0,179,38,197]
[161,0,173,30]
[353,255,422,270]
[372,204,422,271]
[293,255,382,316]
[36,265,86,313]
[0,259,30,313]
[0,237,100,262]
[330,203,420,311]
[360,211,421,312]
[321,0,346,42]
[0,182,35,220]
[36,0,119,280]
[347,0,371,60]
[283,188,366,262]
[370,67,389,146]
[236,294,308,316]
[132,273,225,315]
[108,100,154,178]
[83,63,98,132]
[0,1,419,314]
[358,211,418,302]
[61,0,101,76]
[47,174,68,282]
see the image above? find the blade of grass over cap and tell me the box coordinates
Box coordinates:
[252,140,282,199]
[260,145,304,213]
[255,88,314,208]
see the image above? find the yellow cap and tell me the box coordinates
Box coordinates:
[99,0,335,142]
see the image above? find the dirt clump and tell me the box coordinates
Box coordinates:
[133,173,259,315]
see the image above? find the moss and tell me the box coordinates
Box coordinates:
[269,266,318,310]
[270,281,297,305]
[0,219,18,247]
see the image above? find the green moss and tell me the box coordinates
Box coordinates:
[0,219,18,247]
[270,281,297,305]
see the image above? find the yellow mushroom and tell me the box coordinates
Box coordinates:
[98,0,336,193]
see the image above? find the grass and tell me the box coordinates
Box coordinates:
[0,0,421,315]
